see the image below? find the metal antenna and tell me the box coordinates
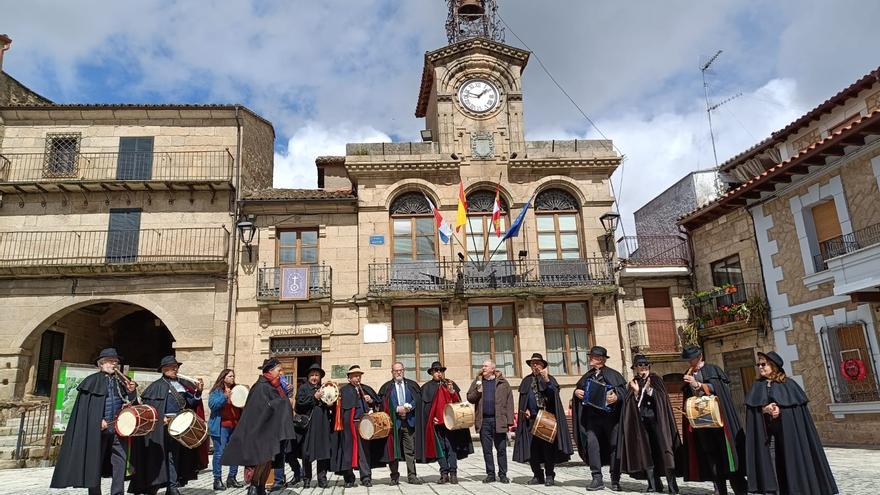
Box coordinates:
[701,50,723,168]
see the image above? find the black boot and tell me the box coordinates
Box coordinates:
[587,475,605,491]
[611,475,622,491]
[213,478,227,491]
[644,468,657,493]
[247,486,266,495]
[714,480,729,495]
[666,470,680,494]
[227,476,244,488]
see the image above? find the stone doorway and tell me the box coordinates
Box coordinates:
[722,348,757,424]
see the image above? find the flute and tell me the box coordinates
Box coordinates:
[176,372,204,391]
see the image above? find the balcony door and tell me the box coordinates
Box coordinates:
[276,228,319,290]
[116,137,154,180]
[106,208,141,263]
[643,287,676,352]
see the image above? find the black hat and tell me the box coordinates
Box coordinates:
[259,357,281,373]
[157,355,182,372]
[427,361,447,374]
[95,348,123,365]
[306,363,326,379]
[631,354,651,369]
[589,346,610,359]
[758,351,784,371]
[681,346,703,360]
[525,353,548,368]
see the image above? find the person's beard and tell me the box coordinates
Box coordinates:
[394,376,403,383]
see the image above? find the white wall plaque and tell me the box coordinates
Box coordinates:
[363,323,389,343]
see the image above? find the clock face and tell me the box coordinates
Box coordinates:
[458,79,500,113]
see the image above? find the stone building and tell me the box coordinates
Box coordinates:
[679,66,880,446]
[0,36,275,400]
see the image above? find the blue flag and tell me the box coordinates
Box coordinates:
[502,194,535,241]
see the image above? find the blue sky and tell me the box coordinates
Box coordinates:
[4,0,879,234]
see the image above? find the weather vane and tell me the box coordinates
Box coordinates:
[445,0,505,44]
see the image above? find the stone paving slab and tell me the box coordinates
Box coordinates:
[3,445,878,494]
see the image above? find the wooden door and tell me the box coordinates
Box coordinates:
[643,288,676,352]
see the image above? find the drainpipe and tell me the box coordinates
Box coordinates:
[223,106,243,368]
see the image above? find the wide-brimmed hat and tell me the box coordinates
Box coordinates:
[157,355,182,372]
[589,346,610,359]
[758,351,784,372]
[681,346,703,360]
[95,348,123,365]
[347,365,364,376]
[631,354,651,369]
[259,357,281,373]
[306,363,326,379]
[525,353,548,368]
[427,361,446,374]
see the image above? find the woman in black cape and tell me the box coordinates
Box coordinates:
[745,351,838,495]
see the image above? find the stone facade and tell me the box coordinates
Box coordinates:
[634,170,717,236]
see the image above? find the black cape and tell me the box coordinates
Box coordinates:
[295,381,335,462]
[127,379,207,493]
[378,378,426,464]
[330,384,387,472]
[744,378,838,495]
[572,366,627,464]
[50,372,136,489]
[513,374,573,464]
[617,373,681,476]
[420,379,473,462]
[221,376,297,467]
[679,363,744,481]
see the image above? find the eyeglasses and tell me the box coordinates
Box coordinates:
[757,362,768,367]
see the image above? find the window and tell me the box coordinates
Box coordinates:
[116,137,154,180]
[106,208,142,263]
[820,324,880,403]
[469,303,518,377]
[277,229,318,266]
[535,189,581,260]
[465,190,510,261]
[44,133,80,178]
[811,200,842,268]
[544,302,592,375]
[390,192,436,261]
[393,307,442,376]
[711,254,743,287]
[34,330,64,396]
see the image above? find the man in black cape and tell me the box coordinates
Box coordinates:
[51,348,137,495]
[378,362,424,485]
[572,345,627,491]
[617,354,682,493]
[221,357,298,495]
[330,365,385,488]
[295,363,334,489]
[128,355,206,495]
[420,361,472,484]
[679,346,746,495]
[744,351,838,495]
[513,353,572,487]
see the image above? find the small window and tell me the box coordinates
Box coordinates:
[535,189,581,260]
[277,229,318,265]
[820,324,880,403]
[116,137,154,180]
[711,254,743,287]
[393,307,442,376]
[469,303,518,377]
[44,133,81,178]
[544,302,592,375]
[389,193,436,261]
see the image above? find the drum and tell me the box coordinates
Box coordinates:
[230,384,249,408]
[685,395,724,429]
[443,402,475,430]
[320,381,339,406]
[531,409,558,443]
[583,378,613,412]
[168,410,209,448]
[358,412,391,440]
[115,404,159,437]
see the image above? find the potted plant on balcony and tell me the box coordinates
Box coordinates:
[723,284,738,295]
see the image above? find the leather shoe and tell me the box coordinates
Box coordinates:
[226,477,244,488]
[611,480,622,491]
[483,475,496,483]
[545,476,555,486]
[407,475,423,485]
[302,479,311,489]
[499,474,510,484]
[390,474,400,486]
[344,480,356,488]
[166,489,183,495]
[361,479,373,487]
[213,478,227,491]
[527,477,545,485]
[246,486,265,495]
[438,473,449,484]
[317,479,329,488]
[450,473,458,484]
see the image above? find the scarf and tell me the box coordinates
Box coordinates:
[263,372,286,399]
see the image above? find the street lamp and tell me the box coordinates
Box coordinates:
[599,211,620,259]
[236,219,256,261]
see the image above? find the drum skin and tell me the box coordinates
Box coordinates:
[230,384,249,408]
[685,395,724,429]
[115,404,159,437]
[443,402,475,430]
[358,412,391,440]
[531,409,558,443]
[168,410,209,448]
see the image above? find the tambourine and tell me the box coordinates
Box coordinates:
[320,381,339,406]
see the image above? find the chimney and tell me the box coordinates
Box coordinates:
[0,34,11,73]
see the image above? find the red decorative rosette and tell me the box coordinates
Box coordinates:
[841,358,867,382]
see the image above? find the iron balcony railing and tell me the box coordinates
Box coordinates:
[368,257,615,293]
[617,235,690,267]
[814,222,880,271]
[257,265,333,301]
[628,319,688,354]
[0,227,229,267]
[0,150,233,183]
[685,282,763,325]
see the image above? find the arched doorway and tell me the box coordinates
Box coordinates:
[31,302,174,397]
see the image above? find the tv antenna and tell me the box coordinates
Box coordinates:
[700,50,742,169]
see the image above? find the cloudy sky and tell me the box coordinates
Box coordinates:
[4,1,879,234]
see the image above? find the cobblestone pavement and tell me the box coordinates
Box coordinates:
[5,445,878,494]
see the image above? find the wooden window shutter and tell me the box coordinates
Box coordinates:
[812,201,842,243]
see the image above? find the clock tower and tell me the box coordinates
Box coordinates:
[415,0,530,160]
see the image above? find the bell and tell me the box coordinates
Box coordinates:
[457,0,485,16]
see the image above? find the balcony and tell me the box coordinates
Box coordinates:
[684,282,767,334]
[628,319,688,354]
[617,235,690,277]
[256,265,332,302]
[0,227,229,277]
[815,222,880,295]
[0,150,234,194]
[367,258,615,297]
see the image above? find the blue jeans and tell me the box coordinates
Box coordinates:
[212,427,239,480]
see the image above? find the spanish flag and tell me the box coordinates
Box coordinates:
[455,180,467,232]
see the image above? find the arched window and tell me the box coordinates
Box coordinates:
[465,190,510,261]
[535,188,582,260]
[390,192,436,261]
